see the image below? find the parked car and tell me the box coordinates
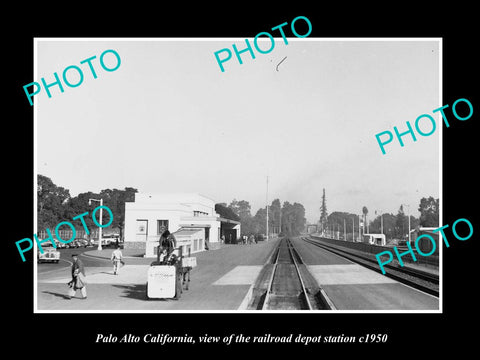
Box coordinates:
[71,238,89,248]
[38,248,60,263]
[69,240,80,248]
[53,239,67,249]
[40,241,54,248]
[103,234,120,246]
[92,238,113,248]
[82,238,93,247]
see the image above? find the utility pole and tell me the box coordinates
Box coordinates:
[402,204,411,244]
[89,198,103,250]
[381,213,384,235]
[352,217,354,242]
[376,210,384,235]
[358,214,361,242]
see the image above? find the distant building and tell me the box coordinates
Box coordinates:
[124,193,241,257]
[362,233,386,246]
[306,224,318,234]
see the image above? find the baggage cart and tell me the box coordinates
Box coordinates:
[146,264,176,299]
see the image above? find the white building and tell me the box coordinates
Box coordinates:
[124,193,241,257]
[362,233,386,246]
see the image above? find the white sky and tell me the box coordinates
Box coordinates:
[36,38,440,223]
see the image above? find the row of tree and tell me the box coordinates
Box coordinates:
[38,174,137,239]
[318,188,439,241]
[38,174,307,240]
[38,174,438,242]
[215,199,307,237]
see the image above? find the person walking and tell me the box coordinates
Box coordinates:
[111,245,124,275]
[67,254,87,299]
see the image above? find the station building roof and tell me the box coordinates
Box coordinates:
[174,228,204,236]
[217,217,241,225]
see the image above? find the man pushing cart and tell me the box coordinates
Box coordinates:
[146,230,196,300]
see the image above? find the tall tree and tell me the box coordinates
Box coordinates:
[362,206,369,234]
[37,174,71,229]
[282,201,306,236]
[328,211,353,239]
[396,205,407,238]
[418,197,439,227]
[282,201,292,235]
[253,207,267,234]
[215,203,240,221]
[319,188,328,233]
[229,199,251,219]
[236,200,252,220]
[292,202,306,235]
[229,199,254,235]
[64,187,137,239]
[368,212,416,242]
[99,187,137,239]
[269,198,282,234]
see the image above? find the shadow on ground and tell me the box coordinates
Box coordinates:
[42,291,72,300]
[112,284,164,301]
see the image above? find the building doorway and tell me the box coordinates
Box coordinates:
[204,227,210,250]
[136,220,148,242]
[224,229,237,244]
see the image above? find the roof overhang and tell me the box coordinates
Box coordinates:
[217,217,241,225]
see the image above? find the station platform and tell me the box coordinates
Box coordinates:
[291,237,440,311]
[306,236,439,276]
[36,240,280,312]
[36,237,439,312]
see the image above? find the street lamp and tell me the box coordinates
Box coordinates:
[89,198,103,250]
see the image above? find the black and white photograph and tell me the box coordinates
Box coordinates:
[34,38,441,313]
[6,4,478,354]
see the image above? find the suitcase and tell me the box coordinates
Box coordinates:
[146,265,176,299]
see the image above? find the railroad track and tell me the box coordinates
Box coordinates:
[246,237,336,310]
[301,236,439,297]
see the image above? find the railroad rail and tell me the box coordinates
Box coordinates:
[301,236,439,297]
[246,237,336,310]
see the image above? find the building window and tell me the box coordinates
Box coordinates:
[157,220,169,234]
